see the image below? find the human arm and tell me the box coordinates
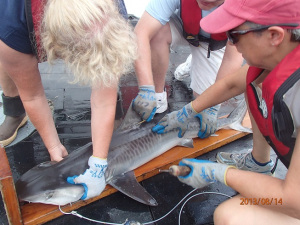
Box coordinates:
[90,86,117,158]
[191,63,249,112]
[224,129,300,219]
[134,12,162,86]
[215,41,245,81]
[67,85,117,200]
[177,129,300,219]
[134,0,178,86]
[131,12,163,121]
[0,43,67,161]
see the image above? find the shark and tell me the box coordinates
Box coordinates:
[15,98,251,206]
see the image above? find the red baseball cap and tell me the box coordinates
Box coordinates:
[200,0,300,34]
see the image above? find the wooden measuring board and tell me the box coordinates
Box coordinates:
[19,114,251,225]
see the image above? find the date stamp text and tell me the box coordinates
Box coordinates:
[240,198,283,206]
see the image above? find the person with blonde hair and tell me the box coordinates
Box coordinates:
[0,0,137,200]
[157,0,300,223]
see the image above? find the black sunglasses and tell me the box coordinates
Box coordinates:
[226,23,299,44]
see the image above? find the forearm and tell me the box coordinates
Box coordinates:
[226,168,300,219]
[192,64,249,112]
[22,94,61,151]
[91,86,118,158]
[226,130,300,219]
[134,12,161,86]
[134,36,154,86]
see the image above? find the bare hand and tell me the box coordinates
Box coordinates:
[48,144,68,162]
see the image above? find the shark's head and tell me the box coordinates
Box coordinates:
[16,152,90,205]
[22,186,85,205]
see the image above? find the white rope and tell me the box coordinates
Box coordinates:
[178,191,232,225]
[58,190,232,225]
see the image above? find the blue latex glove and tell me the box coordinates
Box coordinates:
[177,158,234,189]
[132,85,157,122]
[67,156,107,200]
[152,103,220,138]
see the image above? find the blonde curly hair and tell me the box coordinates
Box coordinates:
[41,0,137,87]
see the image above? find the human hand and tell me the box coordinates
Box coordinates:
[152,102,197,138]
[48,144,68,162]
[195,105,220,139]
[67,156,107,200]
[132,85,157,122]
[177,158,234,189]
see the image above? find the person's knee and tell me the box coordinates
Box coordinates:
[214,201,228,225]
[214,200,240,225]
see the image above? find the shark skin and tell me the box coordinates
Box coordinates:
[217,96,252,133]
[15,98,250,206]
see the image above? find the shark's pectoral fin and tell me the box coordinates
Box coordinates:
[227,122,253,133]
[108,170,158,206]
[218,120,253,133]
[178,138,194,148]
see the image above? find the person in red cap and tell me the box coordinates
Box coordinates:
[154,0,300,223]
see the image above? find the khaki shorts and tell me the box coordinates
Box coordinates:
[169,15,225,95]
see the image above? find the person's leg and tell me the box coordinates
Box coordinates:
[216,101,274,175]
[250,109,272,163]
[214,195,300,225]
[0,61,27,146]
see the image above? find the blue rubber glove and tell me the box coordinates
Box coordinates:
[152,102,220,138]
[67,156,107,200]
[132,85,157,122]
[178,158,234,189]
[196,105,220,138]
[152,102,197,138]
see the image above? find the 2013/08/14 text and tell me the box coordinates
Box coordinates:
[240,198,283,206]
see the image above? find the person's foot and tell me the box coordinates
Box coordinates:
[0,113,28,147]
[174,54,192,81]
[156,91,168,113]
[216,151,275,175]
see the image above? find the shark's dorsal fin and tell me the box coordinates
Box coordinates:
[108,170,158,206]
[117,101,144,131]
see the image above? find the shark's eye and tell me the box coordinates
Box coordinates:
[45,191,54,200]
[38,161,56,168]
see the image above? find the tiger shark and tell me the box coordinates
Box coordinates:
[15,98,251,206]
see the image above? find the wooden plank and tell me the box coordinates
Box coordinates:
[0,147,23,225]
[20,116,251,224]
